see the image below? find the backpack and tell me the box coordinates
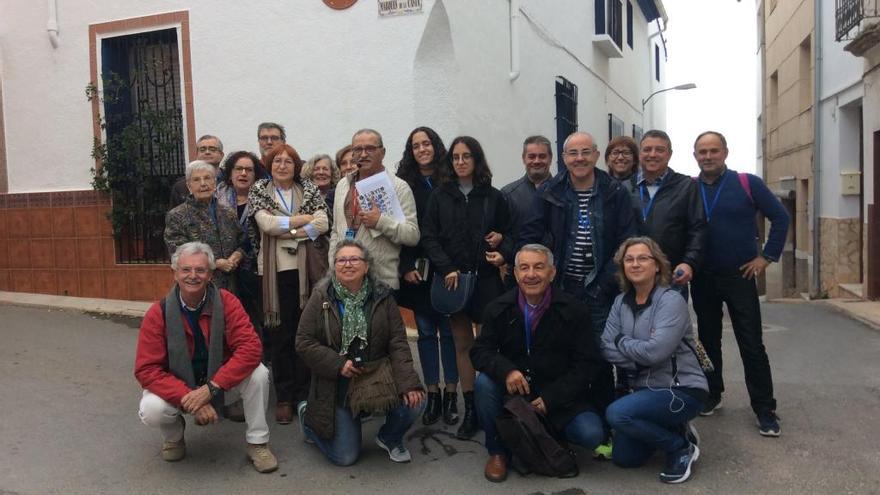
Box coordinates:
[494,395,579,478]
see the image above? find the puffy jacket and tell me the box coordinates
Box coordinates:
[470,288,605,431]
[623,169,707,270]
[295,278,423,439]
[600,286,708,393]
[518,168,635,296]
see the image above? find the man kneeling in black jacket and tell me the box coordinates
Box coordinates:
[471,244,606,482]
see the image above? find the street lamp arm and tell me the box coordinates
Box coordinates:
[642,83,697,110]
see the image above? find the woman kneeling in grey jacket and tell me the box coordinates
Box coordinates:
[601,237,708,484]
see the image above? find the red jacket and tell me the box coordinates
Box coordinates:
[134,289,262,406]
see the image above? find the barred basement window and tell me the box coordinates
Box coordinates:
[555,76,578,174]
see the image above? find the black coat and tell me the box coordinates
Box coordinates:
[470,288,604,431]
[624,169,707,269]
[396,175,437,314]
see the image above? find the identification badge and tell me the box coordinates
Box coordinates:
[345,228,356,240]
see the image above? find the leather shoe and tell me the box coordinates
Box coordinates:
[484,454,508,482]
[276,402,294,424]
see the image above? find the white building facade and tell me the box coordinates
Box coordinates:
[0,0,668,301]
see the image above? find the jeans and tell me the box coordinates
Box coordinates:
[415,311,458,387]
[138,363,271,445]
[691,270,776,415]
[605,388,703,468]
[302,400,425,466]
[474,373,604,456]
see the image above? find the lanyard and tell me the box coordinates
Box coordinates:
[639,178,662,221]
[577,209,591,230]
[275,187,293,214]
[523,305,533,357]
[699,172,730,222]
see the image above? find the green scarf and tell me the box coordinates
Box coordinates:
[332,276,371,356]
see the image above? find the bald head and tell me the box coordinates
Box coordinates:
[563,131,597,151]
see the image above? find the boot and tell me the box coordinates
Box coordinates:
[422,392,442,425]
[456,391,479,439]
[442,389,459,425]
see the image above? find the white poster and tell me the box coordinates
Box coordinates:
[378,0,422,17]
[355,173,405,222]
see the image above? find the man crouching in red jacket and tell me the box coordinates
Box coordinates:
[134,241,277,473]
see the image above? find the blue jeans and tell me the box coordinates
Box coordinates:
[302,401,425,466]
[605,388,703,468]
[415,311,458,387]
[474,373,604,456]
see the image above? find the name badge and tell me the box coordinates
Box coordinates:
[345,228,356,240]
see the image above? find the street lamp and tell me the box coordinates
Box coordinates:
[641,83,697,110]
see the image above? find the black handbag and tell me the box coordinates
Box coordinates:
[429,197,489,315]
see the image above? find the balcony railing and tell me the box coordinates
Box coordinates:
[837,0,864,41]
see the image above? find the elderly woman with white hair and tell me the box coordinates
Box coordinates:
[164,160,246,290]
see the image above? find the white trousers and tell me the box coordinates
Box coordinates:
[138,363,270,445]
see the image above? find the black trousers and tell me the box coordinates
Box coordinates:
[691,270,776,415]
[270,269,310,404]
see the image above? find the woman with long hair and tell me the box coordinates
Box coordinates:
[396,127,459,426]
[421,136,513,439]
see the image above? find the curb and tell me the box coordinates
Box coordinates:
[820,299,880,332]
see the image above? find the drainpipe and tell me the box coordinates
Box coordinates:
[810,0,823,298]
[47,0,59,48]
[644,18,668,128]
[509,0,520,81]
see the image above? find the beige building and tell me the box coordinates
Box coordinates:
[758,0,880,299]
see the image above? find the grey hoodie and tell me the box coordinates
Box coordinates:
[601,286,708,393]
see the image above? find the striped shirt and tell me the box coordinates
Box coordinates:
[564,189,595,280]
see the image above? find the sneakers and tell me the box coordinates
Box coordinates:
[247,443,279,473]
[375,436,412,463]
[161,417,186,462]
[593,440,613,460]
[699,396,723,416]
[684,421,700,446]
[757,411,782,437]
[659,441,700,484]
[297,401,314,444]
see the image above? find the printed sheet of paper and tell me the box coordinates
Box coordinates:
[355,173,405,222]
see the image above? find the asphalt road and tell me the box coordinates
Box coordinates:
[1,300,879,495]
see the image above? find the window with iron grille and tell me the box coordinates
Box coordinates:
[626,1,634,48]
[836,0,864,41]
[100,28,185,263]
[595,0,624,50]
[609,114,624,141]
[555,77,578,174]
[632,124,643,143]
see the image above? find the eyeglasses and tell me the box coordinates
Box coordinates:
[623,255,655,265]
[258,135,283,143]
[564,149,595,158]
[335,256,365,266]
[351,145,383,156]
[178,267,209,275]
[452,153,473,163]
[610,149,633,157]
[232,166,255,174]
[197,146,221,153]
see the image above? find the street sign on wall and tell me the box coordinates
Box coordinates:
[378,0,422,16]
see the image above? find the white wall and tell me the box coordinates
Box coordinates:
[0,0,662,192]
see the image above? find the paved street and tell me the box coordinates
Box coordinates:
[1,300,879,495]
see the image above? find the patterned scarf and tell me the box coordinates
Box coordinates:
[332,276,371,356]
[517,286,553,336]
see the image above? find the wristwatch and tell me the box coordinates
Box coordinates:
[289,228,298,237]
[761,253,778,263]
[206,381,221,398]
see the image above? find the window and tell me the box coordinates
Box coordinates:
[626,1,634,48]
[608,114,624,141]
[555,77,578,173]
[100,28,186,263]
[799,36,812,110]
[594,0,624,57]
[654,43,661,82]
[632,124,643,143]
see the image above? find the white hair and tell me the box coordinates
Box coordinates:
[185,160,216,182]
[515,244,555,267]
[171,242,216,270]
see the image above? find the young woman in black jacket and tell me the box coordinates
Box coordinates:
[421,136,513,439]
[396,127,460,427]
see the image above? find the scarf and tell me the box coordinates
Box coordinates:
[247,177,327,327]
[517,286,553,336]
[332,276,371,355]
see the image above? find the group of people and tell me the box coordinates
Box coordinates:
[134,122,790,485]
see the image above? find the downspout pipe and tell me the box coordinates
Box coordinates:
[509,0,520,81]
[810,0,823,298]
[47,0,59,48]
[644,18,668,128]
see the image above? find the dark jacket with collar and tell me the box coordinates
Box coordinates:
[623,168,707,270]
[295,277,423,439]
[421,181,514,276]
[470,287,604,431]
[518,168,636,297]
[501,174,545,242]
[396,174,437,313]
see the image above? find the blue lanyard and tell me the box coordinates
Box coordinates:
[523,305,533,357]
[425,177,433,190]
[275,187,293,214]
[207,198,218,225]
[577,209,591,230]
[639,179,662,221]
[699,172,730,222]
